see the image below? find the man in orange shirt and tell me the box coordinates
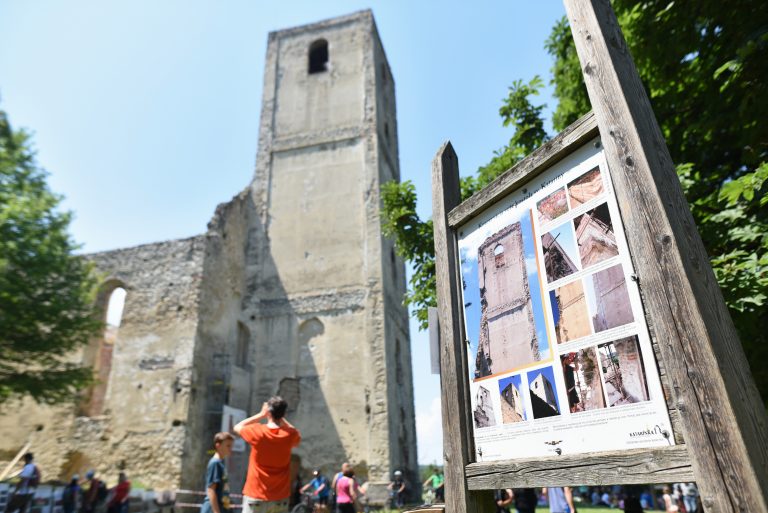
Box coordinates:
[234,396,301,513]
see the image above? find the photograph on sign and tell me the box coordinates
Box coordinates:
[464,210,550,381]
[458,141,673,461]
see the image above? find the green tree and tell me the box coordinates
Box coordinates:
[382,1,768,403]
[382,76,549,328]
[0,108,101,405]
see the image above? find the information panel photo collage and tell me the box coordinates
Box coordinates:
[458,143,673,461]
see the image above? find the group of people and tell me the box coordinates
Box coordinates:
[494,485,698,513]
[62,471,131,513]
[494,487,574,513]
[295,464,371,513]
[7,400,698,513]
[3,453,130,513]
[201,397,300,513]
[200,396,418,513]
[661,483,700,513]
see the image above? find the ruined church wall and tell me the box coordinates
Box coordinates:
[0,237,205,489]
[182,190,254,493]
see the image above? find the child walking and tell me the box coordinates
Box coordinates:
[201,432,234,513]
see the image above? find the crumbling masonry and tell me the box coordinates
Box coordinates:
[0,11,418,502]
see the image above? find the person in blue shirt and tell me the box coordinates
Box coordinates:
[300,469,330,512]
[201,432,234,513]
[544,487,575,513]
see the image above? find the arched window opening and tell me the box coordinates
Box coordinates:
[236,322,250,368]
[308,39,329,74]
[493,244,505,267]
[380,63,387,84]
[80,285,126,417]
[297,318,325,377]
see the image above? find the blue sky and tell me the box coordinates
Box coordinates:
[0,0,568,465]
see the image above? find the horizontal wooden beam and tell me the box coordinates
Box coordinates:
[447,111,598,229]
[466,445,694,488]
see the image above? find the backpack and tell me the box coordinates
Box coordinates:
[29,465,41,488]
[96,480,108,503]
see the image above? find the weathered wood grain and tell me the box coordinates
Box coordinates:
[632,279,686,444]
[564,0,768,511]
[432,143,494,513]
[447,112,598,229]
[466,446,694,489]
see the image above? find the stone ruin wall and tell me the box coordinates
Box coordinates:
[0,237,206,489]
[0,11,418,500]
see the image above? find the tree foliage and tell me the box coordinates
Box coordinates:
[0,109,101,405]
[382,76,549,328]
[382,1,768,403]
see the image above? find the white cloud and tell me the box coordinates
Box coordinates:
[416,396,444,465]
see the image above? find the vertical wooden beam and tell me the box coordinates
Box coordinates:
[432,143,494,513]
[563,1,768,511]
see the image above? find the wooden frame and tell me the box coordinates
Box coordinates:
[432,1,768,512]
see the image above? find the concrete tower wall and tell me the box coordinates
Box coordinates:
[246,10,417,494]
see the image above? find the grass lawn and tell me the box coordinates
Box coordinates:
[570,504,623,513]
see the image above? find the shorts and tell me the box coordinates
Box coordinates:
[4,494,33,513]
[316,496,329,506]
[241,496,289,513]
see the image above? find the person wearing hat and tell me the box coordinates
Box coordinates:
[81,470,105,513]
[62,475,80,513]
[387,470,407,509]
[300,469,330,512]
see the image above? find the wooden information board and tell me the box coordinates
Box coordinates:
[430,1,768,512]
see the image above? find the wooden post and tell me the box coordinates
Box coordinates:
[563,1,768,510]
[432,143,494,513]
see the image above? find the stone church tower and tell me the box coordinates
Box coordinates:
[0,10,417,502]
[188,9,418,493]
